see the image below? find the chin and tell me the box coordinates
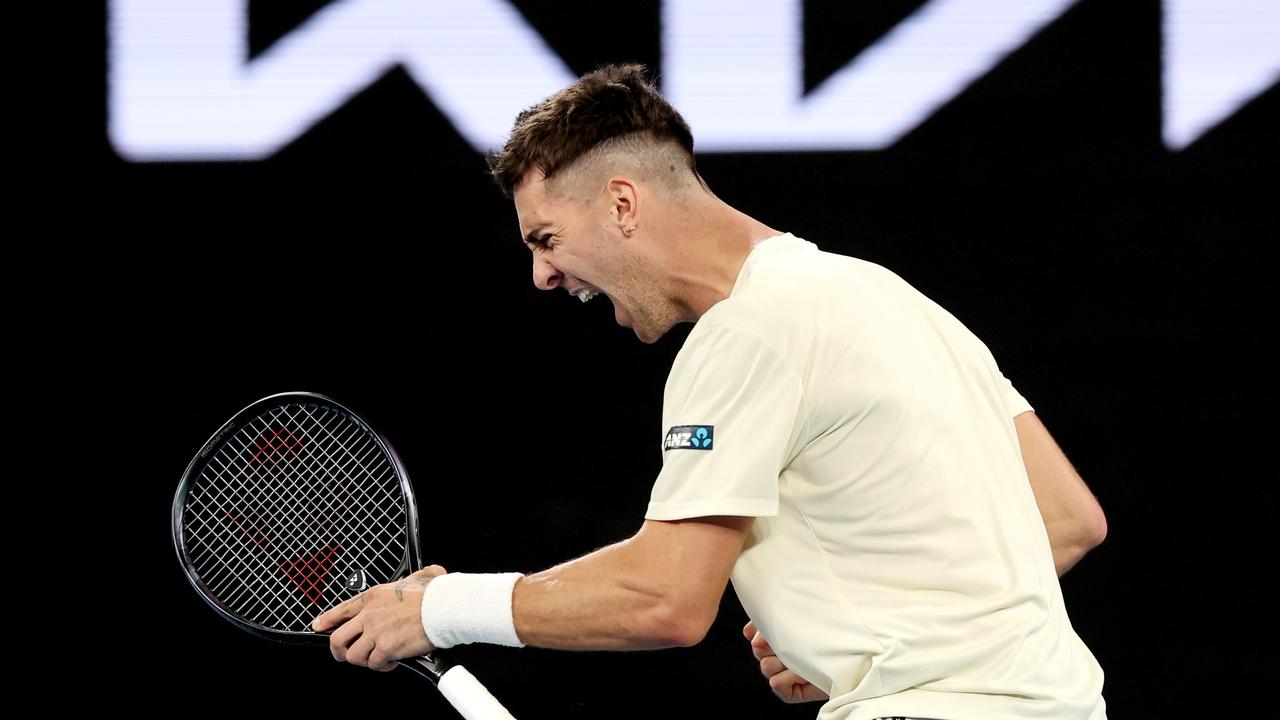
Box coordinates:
[634,321,674,345]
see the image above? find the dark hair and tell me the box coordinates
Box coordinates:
[486,64,696,197]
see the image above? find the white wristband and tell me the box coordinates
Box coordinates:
[421,572,526,649]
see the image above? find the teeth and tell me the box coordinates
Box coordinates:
[577,289,597,303]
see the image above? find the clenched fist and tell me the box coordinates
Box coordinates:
[743,620,829,703]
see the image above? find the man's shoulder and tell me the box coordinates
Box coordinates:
[673,307,806,386]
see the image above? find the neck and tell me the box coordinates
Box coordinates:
[657,194,782,322]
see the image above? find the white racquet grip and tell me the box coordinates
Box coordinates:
[422,572,526,649]
[437,665,518,720]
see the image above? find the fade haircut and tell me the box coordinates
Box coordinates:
[487,64,698,198]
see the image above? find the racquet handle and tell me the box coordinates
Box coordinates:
[400,653,517,720]
[437,666,518,720]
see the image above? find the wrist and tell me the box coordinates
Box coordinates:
[421,572,526,649]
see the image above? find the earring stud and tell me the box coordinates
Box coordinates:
[625,225,637,233]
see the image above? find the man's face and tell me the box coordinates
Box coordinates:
[513,171,672,343]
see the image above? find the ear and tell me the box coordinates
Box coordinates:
[605,176,640,234]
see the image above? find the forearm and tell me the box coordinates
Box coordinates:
[1051,538,1095,577]
[1015,413,1107,577]
[1034,486,1105,576]
[1040,485,1107,576]
[511,536,691,651]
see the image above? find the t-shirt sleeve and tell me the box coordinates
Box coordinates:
[645,324,805,521]
[997,368,1035,418]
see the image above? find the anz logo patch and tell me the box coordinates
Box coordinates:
[664,425,715,451]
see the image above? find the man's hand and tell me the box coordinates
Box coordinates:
[311,564,448,671]
[744,620,829,703]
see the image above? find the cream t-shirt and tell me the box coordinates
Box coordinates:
[646,233,1106,720]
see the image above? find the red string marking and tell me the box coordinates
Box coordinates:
[225,509,269,549]
[251,425,304,464]
[281,544,340,606]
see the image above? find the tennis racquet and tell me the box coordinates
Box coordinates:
[172,391,516,719]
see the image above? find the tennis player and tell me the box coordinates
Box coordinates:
[313,64,1108,720]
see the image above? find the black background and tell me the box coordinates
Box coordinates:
[80,1,1276,716]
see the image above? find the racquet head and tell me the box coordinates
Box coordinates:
[172,391,422,644]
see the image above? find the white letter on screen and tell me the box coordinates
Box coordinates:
[662,0,1079,150]
[1163,0,1280,149]
[107,0,575,160]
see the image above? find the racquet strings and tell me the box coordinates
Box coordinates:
[179,401,408,633]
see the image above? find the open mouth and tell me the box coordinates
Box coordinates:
[571,285,628,327]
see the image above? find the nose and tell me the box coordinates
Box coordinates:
[532,254,563,291]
